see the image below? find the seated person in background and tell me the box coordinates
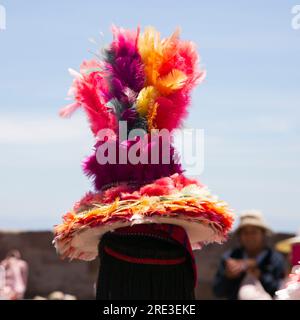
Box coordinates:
[0,249,28,300]
[275,230,300,299]
[213,210,286,300]
[276,229,300,271]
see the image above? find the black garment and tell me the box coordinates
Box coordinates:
[213,247,286,300]
[96,232,195,300]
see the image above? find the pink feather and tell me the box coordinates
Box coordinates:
[140,176,176,196]
[176,40,206,90]
[76,73,117,135]
[111,25,140,53]
[59,102,81,118]
[59,60,117,136]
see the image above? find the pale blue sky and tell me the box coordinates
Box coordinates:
[0,1,299,232]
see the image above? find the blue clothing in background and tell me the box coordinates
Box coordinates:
[213,247,286,300]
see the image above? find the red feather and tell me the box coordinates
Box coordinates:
[154,90,190,131]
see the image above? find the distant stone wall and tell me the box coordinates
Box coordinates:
[0,230,292,299]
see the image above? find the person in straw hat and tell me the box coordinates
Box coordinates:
[276,230,300,267]
[275,230,300,300]
[213,210,286,300]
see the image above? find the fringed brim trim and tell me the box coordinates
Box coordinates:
[53,187,234,260]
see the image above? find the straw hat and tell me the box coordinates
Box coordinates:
[276,230,300,254]
[235,210,272,234]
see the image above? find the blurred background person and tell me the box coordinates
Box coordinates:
[0,249,28,300]
[0,265,5,299]
[213,210,286,300]
[275,230,300,299]
[276,229,300,271]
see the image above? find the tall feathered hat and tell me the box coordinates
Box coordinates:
[53,26,234,262]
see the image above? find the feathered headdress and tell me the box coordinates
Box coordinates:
[53,26,233,262]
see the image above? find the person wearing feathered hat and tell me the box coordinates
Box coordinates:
[53,25,234,299]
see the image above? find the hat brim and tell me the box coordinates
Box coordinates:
[55,216,226,261]
[54,192,233,260]
[235,222,272,235]
[54,180,234,261]
[276,236,300,254]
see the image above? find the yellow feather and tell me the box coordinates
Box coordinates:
[156,69,188,95]
[138,27,164,86]
[138,26,162,60]
[138,26,188,96]
[136,86,159,116]
[147,102,159,131]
